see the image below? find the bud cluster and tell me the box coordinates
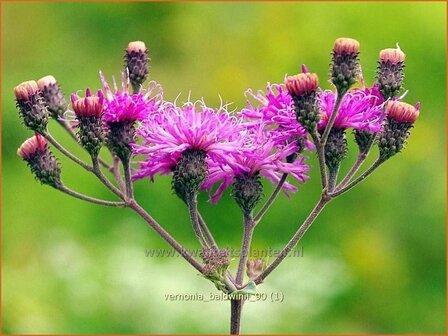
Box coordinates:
[246,258,266,280]
[17,134,61,187]
[14,81,49,133]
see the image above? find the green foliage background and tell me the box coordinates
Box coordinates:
[2,2,446,334]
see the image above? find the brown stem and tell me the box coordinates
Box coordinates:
[58,184,126,207]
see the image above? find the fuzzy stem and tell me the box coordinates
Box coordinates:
[328,166,339,192]
[330,158,384,198]
[254,173,288,223]
[336,152,367,190]
[128,199,204,273]
[230,299,243,335]
[92,158,125,199]
[44,131,93,172]
[311,131,327,189]
[122,157,134,198]
[186,194,208,247]
[236,216,255,284]
[254,196,329,285]
[198,213,218,249]
[111,156,126,191]
[58,185,126,207]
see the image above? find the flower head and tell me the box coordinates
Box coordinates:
[333,37,360,55]
[100,71,162,123]
[125,40,149,91]
[386,100,419,124]
[318,88,384,132]
[71,88,104,118]
[14,80,39,101]
[17,133,48,160]
[133,100,243,182]
[37,75,68,118]
[284,72,319,97]
[202,123,309,203]
[380,46,406,64]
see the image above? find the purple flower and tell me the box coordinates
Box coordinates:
[318,88,384,132]
[241,83,314,151]
[133,100,244,181]
[202,123,310,203]
[100,71,163,123]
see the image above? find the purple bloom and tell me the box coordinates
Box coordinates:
[100,71,163,123]
[241,83,314,151]
[318,88,384,132]
[133,100,244,181]
[202,123,310,203]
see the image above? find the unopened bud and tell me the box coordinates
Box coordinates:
[125,41,149,92]
[324,129,348,170]
[377,45,406,99]
[200,247,230,276]
[246,259,266,280]
[14,80,49,133]
[378,101,419,161]
[285,68,321,132]
[17,134,61,187]
[37,75,68,118]
[331,37,360,94]
[354,130,376,154]
[71,89,105,157]
[172,149,208,202]
[232,173,263,217]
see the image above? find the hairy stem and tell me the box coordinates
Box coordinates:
[330,158,384,198]
[328,166,339,192]
[111,156,126,191]
[92,158,125,199]
[336,152,367,190]
[128,199,204,273]
[198,213,218,249]
[44,131,93,172]
[311,131,327,189]
[186,194,208,247]
[230,299,243,335]
[58,184,126,207]
[236,216,255,284]
[122,158,134,198]
[254,196,329,285]
[254,173,288,223]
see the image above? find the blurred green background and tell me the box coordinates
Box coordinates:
[2,1,446,334]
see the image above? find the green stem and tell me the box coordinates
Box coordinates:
[311,131,327,189]
[186,194,208,247]
[320,92,344,148]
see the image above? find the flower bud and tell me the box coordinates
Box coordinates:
[331,38,360,94]
[125,41,149,92]
[324,129,348,170]
[71,89,105,157]
[14,80,49,133]
[172,149,208,202]
[285,69,321,132]
[354,130,376,154]
[200,247,230,276]
[17,134,61,187]
[37,75,68,118]
[378,101,419,161]
[376,45,406,99]
[232,173,263,217]
[246,259,266,280]
[106,120,136,163]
